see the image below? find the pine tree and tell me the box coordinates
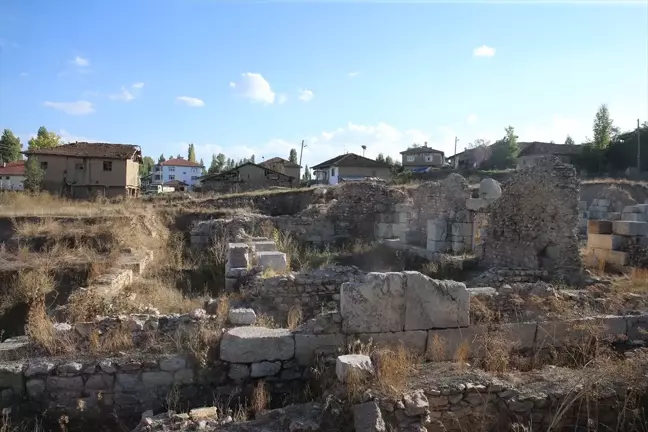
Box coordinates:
[385,155,394,166]
[565,135,575,145]
[208,155,219,174]
[289,148,298,164]
[27,126,61,150]
[250,154,255,164]
[24,158,44,192]
[187,144,197,162]
[159,154,166,163]
[376,153,385,163]
[593,104,614,150]
[0,129,22,163]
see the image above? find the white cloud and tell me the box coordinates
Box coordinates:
[72,56,90,67]
[19,72,28,77]
[59,129,105,143]
[176,96,205,107]
[277,94,287,105]
[468,114,477,124]
[109,87,135,102]
[132,82,145,89]
[473,45,495,57]
[298,89,314,102]
[230,73,276,104]
[42,100,95,115]
[348,71,360,78]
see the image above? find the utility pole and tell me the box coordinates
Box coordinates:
[638,119,642,172]
[453,137,459,169]
[298,140,305,167]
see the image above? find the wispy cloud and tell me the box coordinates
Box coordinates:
[43,100,95,115]
[277,94,287,105]
[348,71,360,78]
[19,72,28,77]
[473,45,495,58]
[132,82,145,89]
[109,87,135,102]
[298,89,314,102]
[176,96,205,107]
[72,56,90,67]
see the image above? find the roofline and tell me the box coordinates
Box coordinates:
[399,148,445,155]
[200,161,296,180]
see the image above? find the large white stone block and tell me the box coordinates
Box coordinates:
[335,354,373,383]
[587,234,625,250]
[220,327,294,363]
[403,271,469,330]
[479,178,501,200]
[227,243,250,268]
[252,240,276,252]
[341,272,405,333]
[427,219,448,242]
[256,251,287,273]
[228,308,257,326]
[613,221,648,237]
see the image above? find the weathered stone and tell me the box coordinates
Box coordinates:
[85,374,114,391]
[26,378,46,398]
[253,240,277,252]
[403,389,429,416]
[189,407,218,421]
[220,327,295,363]
[99,360,117,374]
[228,364,250,380]
[228,308,257,326]
[353,402,386,432]
[159,356,186,372]
[336,354,374,383]
[250,361,281,377]
[0,363,25,396]
[354,331,427,356]
[189,308,207,320]
[613,221,648,237]
[341,272,405,333]
[46,376,84,393]
[426,325,488,361]
[427,219,448,242]
[587,234,625,250]
[57,362,83,375]
[403,272,469,330]
[479,178,501,200]
[142,371,173,388]
[25,361,55,377]
[115,373,141,392]
[257,251,288,273]
[295,333,346,366]
[227,243,250,268]
[174,369,194,385]
[588,220,613,235]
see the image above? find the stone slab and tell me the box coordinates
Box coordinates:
[335,354,373,383]
[228,308,257,326]
[403,271,469,330]
[427,219,448,242]
[353,331,427,357]
[252,241,277,252]
[256,251,287,273]
[341,272,405,333]
[623,213,648,222]
[587,234,625,250]
[220,327,295,363]
[353,402,386,432]
[584,248,629,268]
[612,221,648,237]
[294,333,346,366]
[588,220,613,235]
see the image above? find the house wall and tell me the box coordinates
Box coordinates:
[152,164,202,188]
[517,154,573,169]
[285,166,300,180]
[0,175,25,191]
[338,166,392,181]
[402,152,444,168]
[202,164,294,193]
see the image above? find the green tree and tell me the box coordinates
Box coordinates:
[250,154,255,164]
[27,126,61,150]
[159,154,166,163]
[24,158,44,192]
[302,165,312,181]
[139,156,155,176]
[187,144,196,162]
[376,153,386,163]
[289,148,298,164]
[565,135,575,145]
[199,158,206,175]
[485,127,518,169]
[385,155,394,166]
[592,104,615,150]
[0,129,22,163]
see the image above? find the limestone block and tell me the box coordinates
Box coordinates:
[613,221,648,237]
[588,220,613,235]
[294,333,346,365]
[584,248,628,268]
[451,237,466,253]
[579,201,588,211]
[466,198,490,211]
[403,272,469,330]
[624,206,640,214]
[451,222,472,237]
[634,204,648,213]
[252,241,277,252]
[426,325,488,361]
[46,376,84,394]
[228,308,257,326]
[227,243,250,268]
[159,356,186,372]
[85,374,114,391]
[25,361,55,377]
[479,178,501,200]
[375,223,394,239]
[587,234,625,250]
[256,251,287,273]
[395,212,410,224]
[220,327,295,363]
[597,199,611,207]
[228,364,250,380]
[250,361,281,377]
[496,322,538,349]
[335,354,374,383]
[427,219,448,242]
[353,331,427,356]
[341,272,405,333]
[623,213,648,222]
[353,402,386,432]
[142,371,173,388]
[403,389,429,416]
[426,240,448,253]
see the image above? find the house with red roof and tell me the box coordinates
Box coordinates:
[0,160,26,191]
[152,157,204,190]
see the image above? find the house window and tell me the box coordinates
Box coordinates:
[169,175,175,180]
[154,175,161,180]
[191,176,198,180]
[5,177,9,180]
[75,163,84,170]
[103,161,112,171]
[406,155,415,162]
[331,168,335,176]
[424,155,433,162]
[40,161,48,170]
[183,171,186,175]
[169,167,175,172]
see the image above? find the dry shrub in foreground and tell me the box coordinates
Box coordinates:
[371,345,417,396]
[427,333,446,362]
[1,268,55,315]
[88,325,134,355]
[251,380,270,417]
[474,331,512,374]
[25,298,74,356]
[287,305,303,330]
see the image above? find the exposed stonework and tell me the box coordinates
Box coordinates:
[482,158,582,283]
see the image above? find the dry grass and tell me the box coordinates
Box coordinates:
[25,298,73,356]
[0,191,145,217]
[427,333,446,362]
[215,187,312,200]
[88,324,134,355]
[255,314,278,329]
[287,305,302,330]
[453,340,471,365]
[474,331,511,374]
[251,380,270,417]
[371,345,417,396]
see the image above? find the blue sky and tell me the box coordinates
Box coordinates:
[0,0,647,169]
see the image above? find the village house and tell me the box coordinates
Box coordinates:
[152,157,203,190]
[400,143,445,172]
[0,161,25,191]
[447,145,492,169]
[22,142,142,198]
[199,162,295,193]
[311,153,391,185]
[517,142,582,169]
[259,157,301,180]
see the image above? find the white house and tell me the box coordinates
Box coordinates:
[0,161,25,191]
[151,157,203,190]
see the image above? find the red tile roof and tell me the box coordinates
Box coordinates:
[0,161,25,176]
[159,158,203,167]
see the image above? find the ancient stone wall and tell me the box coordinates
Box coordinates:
[482,158,582,283]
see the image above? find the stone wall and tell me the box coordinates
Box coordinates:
[584,219,648,271]
[483,158,582,283]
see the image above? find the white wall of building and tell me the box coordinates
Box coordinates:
[151,164,202,188]
[0,175,25,190]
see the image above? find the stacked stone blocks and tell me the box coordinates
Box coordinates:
[585,219,648,270]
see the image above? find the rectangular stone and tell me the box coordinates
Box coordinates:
[341,272,405,333]
[403,271,469,330]
[588,220,613,235]
[426,240,448,253]
[375,223,394,239]
[256,251,287,273]
[451,222,472,237]
[220,327,295,363]
[394,203,411,212]
[623,213,648,222]
[395,212,410,224]
[613,221,648,237]
[227,243,250,268]
[253,241,276,252]
[496,322,537,349]
[294,333,346,365]
[353,331,427,357]
[579,201,588,211]
[597,199,611,207]
[427,219,448,242]
[426,325,488,361]
[587,234,625,250]
[585,248,628,268]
